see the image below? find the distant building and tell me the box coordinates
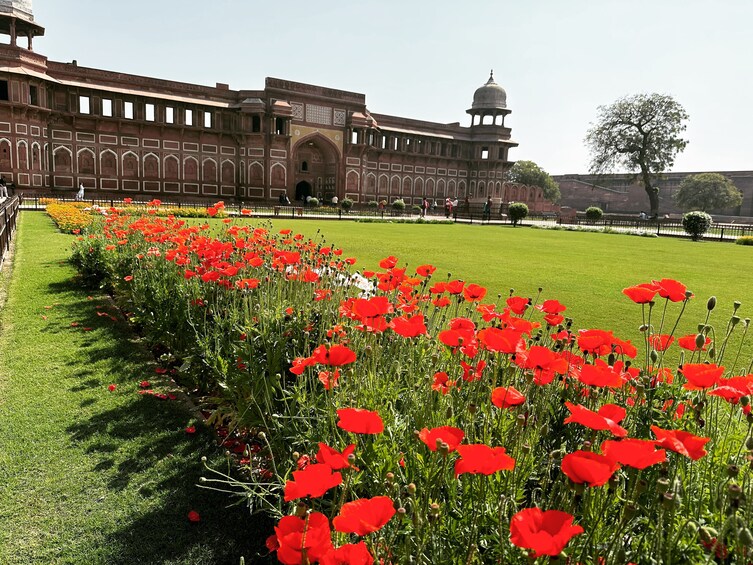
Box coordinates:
[0,1,561,211]
[553,172,753,217]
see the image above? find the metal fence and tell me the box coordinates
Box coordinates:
[18,194,753,241]
[1,195,21,268]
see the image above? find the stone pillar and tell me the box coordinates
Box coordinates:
[9,18,17,47]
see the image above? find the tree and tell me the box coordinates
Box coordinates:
[585,93,689,216]
[673,173,742,212]
[507,160,560,202]
[507,202,529,226]
[682,211,712,241]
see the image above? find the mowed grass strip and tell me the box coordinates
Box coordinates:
[0,212,265,565]
[262,219,753,361]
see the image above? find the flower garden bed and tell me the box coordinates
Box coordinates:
[57,202,753,564]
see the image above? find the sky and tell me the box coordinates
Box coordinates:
[28,0,753,175]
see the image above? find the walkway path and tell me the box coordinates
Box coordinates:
[0,213,263,564]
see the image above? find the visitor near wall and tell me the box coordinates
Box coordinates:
[75,183,85,202]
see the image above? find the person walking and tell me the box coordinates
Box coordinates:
[0,176,7,199]
[75,182,85,202]
[482,197,492,222]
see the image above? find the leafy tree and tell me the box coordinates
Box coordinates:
[507,202,529,226]
[674,173,742,212]
[585,206,603,222]
[507,160,561,202]
[585,93,689,216]
[682,211,712,241]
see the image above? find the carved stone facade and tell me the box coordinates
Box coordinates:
[0,6,533,206]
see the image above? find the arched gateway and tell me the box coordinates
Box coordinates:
[290,134,339,203]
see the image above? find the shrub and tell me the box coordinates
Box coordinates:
[307,197,319,207]
[367,200,378,208]
[585,206,603,222]
[682,210,713,241]
[735,235,753,246]
[340,197,354,211]
[411,204,422,214]
[507,202,529,226]
[391,198,405,211]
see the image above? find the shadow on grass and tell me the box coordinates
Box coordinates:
[46,276,272,564]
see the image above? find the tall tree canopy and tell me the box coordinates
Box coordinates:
[506,160,561,202]
[585,93,689,215]
[673,173,743,212]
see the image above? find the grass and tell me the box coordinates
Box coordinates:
[0,212,268,564]
[257,218,753,362]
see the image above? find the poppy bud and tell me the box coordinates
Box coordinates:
[731,315,741,327]
[639,324,649,332]
[439,442,450,456]
[608,353,616,366]
[582,441,592,452]
[685,290,693,300]
[199,476,207,483]
[662,492,675,509]
[397,507,406,519]
[699,526,717,543]
[295,502,308,517]
[728,483,742,499]
[740,396,749,407]
[733,300,742,311]
[657,478,670,493]
[468,403,477,415]
[707,296,716,311]
[522,443,531,454]
[709,347,716,360]
[201,456,207,463]
[347,453,356,464]
[737,527,753,546]
[650,350,658,363]
[257,431,266,440]
[292,451,300,460]
[697,418,705,428]
[748,412,753,425]
[516,414,526,426]
[727,465,740,478]
[407,483,416,495]
[746,435,753,450]
[636,479,647,494]
[624,502,639,518]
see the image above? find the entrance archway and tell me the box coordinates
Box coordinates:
[292,134,340,203]
[295,180,312,201]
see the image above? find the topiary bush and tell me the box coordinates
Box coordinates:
[507,202,529,226]
[308,197,319,207]
[340,197,353,211]
[585,206,604,222]
[682,211,712,241]
[367,200,378,208]
[735,235,753,246]
[411,204,422,215]
[391,199,406,212]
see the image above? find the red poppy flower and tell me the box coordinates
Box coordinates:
[650,334,675,351]
[454,444,516,477]
[460,359,486,382]
[337,408,384,434]
[563,402,628,437]
[491,386,526,409]
[312,344,357,366]
[139,380,151,389]
[575,360,624,388]
[445,279,465,295]
[185,426,196,434]
[601,439,666,469]
[107,384,117,392]
[431,372,456,394]
[284,463,343,501]
[290,356,316,376]
[561,451,620,487]
[678,334,711,351]
[315,443,356,470]
[651,425,710,460]
[391,314,428,338]
[477,327,524,354]
[515,345,568,385]
[274,512,333,565]
[188,510,201,523]
[333,496,396,536]
[318,369,341,390]
[543,313,565,326]
[463,283,487,302]
[432,296,451,308]
[418,426,465,452]
[379,255,398,269]
[653,278,690,302]
[206,206,218,217]
[577,329,615,356]
[320,541,374,565]
[679,363,724,390]
[506,296,530,315]
[537,299,566,315]
[416,264,436,277]
[509,508,584,558]
[622,283,658,304]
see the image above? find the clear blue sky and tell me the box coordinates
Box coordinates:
[31,0,753,175]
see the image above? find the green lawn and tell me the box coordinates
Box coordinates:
[0,212,268,564]
[261,218,753,357]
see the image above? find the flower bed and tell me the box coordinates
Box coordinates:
[69,203,753,564]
